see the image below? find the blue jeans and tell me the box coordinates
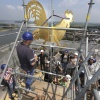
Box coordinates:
[8,82,14,98]
[20,66,35,89]
[62,62,68,75]
[26,70,35,89]
[62,62,68,69]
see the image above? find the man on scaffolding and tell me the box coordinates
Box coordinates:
[38,50,48,71]
[16,31,37,91]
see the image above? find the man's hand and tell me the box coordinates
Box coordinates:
[34,54,38,61]
[31,54,38,66]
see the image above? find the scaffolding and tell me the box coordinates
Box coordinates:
[0,0,100,100]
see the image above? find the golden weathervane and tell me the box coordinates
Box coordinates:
[26,0,73,46]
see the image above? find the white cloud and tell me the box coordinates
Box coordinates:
[6,5,15,10]
[17,6,23,11]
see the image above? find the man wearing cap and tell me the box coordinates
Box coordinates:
[44,61,52,83]
[71,52,78,65]
[16,32,37,90]
[67,52,78,76]
[88,56,99,75]
[38,50,48,70]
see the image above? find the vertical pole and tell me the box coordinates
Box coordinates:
[50,0,54,72]
[61,51,93,100]
[73,83,76,99]
[22,0,28,31]
[83,1,95,100]
[85,32,89,57]
[13,69,22,100]
[79,0,95,50]
[71,84,73,100]
[84,31,89,100]
[77,0,95,98]
[75,69,100,100]
[73,31,76,43]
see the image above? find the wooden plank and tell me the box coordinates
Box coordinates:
[0,88,7,100]
[32,80,66,96]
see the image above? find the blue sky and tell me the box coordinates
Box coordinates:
[0,0,100,23]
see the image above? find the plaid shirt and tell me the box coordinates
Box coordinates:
[3,68,13,85]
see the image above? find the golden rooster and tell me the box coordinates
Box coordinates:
[26,0,73,46]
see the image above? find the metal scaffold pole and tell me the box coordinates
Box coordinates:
[61,51,93,100]
[0,21,25,100]
[28,25,84,31]
[79,0,95,50]
[22,0,28,31]
[84,31,89,100]
[50,0,54,72]
[75,68,100,100]
[83,1,95,100]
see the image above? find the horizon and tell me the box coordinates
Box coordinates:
[0,20,100,25]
